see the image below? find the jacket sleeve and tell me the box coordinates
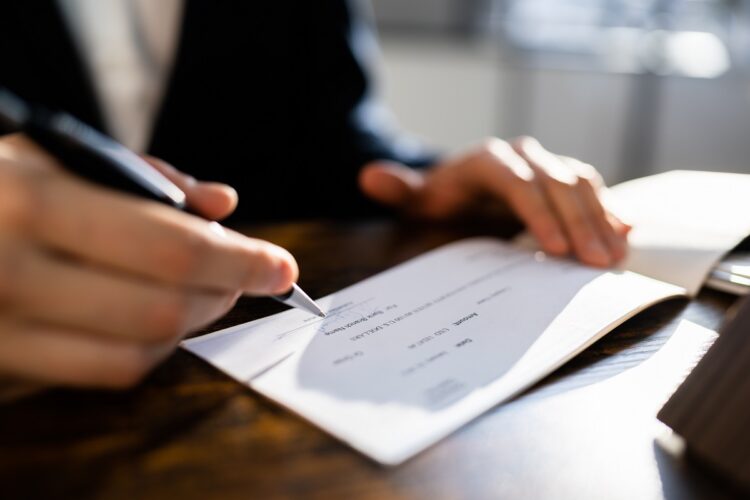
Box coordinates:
[307,0,439,172]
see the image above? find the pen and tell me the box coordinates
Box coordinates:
[0,87,325,318]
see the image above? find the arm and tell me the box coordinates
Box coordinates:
[318,0,630,266]
[307,0,438,172]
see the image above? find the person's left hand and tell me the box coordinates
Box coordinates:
[359,136,630,268]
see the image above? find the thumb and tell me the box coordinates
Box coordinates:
[358,161,426,209]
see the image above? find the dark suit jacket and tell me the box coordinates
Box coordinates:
[1,1,435,222]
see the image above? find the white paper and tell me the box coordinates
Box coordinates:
[184,238,683,464]
[183,170,750,465]
[610,170,750,296]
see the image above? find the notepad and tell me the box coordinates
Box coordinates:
[183,171,750,465]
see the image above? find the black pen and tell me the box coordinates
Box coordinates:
[0,88,325,318]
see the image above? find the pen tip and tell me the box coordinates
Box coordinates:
[318,312,326,318]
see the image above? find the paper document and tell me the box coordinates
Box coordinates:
[183,170,750,465]
[184,239,682,464]
[611,171,750,295]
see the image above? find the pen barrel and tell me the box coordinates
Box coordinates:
[24,110,184,208]
[272,284,325,317]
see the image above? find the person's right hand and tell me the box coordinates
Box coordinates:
[0,134,298,388]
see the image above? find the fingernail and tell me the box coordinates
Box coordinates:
[269,264,293,295]
[266,248,298,294]
[183,175,197,187]
[208,221,227,238]
[611,213,633,232]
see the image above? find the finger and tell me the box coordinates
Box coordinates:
[574,181,626,263]
[358,161,425,209]
[144,156,238,221]
[0,137,238,221]
[0,237,239,342]
[595,189,634,237]
[6,165,297,294]
[512,138,611,267]
[559,157,628,262]
[612,212,633,236]
[557,155,633,236]
[473,139,569,255]
[542,179,611,267]
[0,134,60,172]
[0,318,174,388]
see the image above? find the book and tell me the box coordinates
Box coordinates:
[705,252,750,295]
[183,170,750,465]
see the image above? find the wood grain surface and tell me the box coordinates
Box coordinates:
[0,219,745,500]
[658,295,750,491]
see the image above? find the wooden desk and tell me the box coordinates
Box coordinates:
[0,220,745,499]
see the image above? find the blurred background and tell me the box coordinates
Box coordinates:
[371,0,750,183]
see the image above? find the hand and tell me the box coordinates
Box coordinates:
[359,136,630,267]
[0,134,297,388]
